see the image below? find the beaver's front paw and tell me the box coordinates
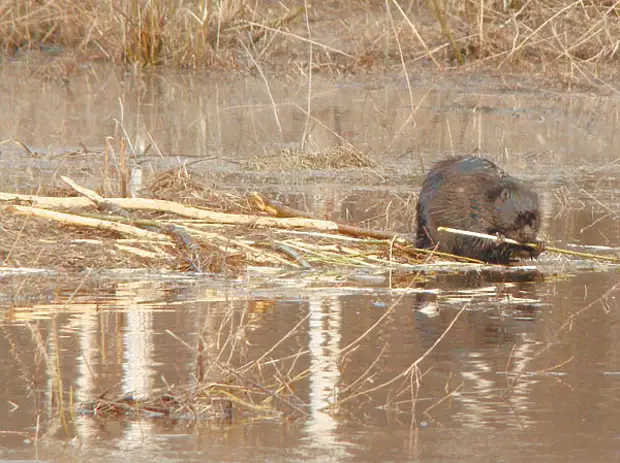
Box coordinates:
[528,240,546,259]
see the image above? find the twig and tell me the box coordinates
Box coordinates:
[386,0,415,118]
[251,192,413,243]
[225,367,309,417]
[428,0,463,65]
[501,1,579,66]
[0,191,341,231]
[327,303,468,408]
[242,20,353,57]
[7,205,169,241]
[437,226,620,263]
[301,0,312,150]
[390,0,441,69]
[256,241,312,269]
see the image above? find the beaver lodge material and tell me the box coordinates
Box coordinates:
[0,169,495,279]
[2,166,619,280]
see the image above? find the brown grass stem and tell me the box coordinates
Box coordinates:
[428,0,463,65]
[502,1,579,66]
[239,40,282,136]
[301,0,312,150]
[390,0,441,69]
[327,303,468,409]
[478,0,484,51]
[242,20,352,57]
[241,312,312,373]
[386,0,415,119]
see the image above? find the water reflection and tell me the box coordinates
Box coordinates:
[306,295,347,456]
[122,291,155,401]
[0,269,619,461]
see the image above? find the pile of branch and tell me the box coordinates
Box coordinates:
[0,176,445,274]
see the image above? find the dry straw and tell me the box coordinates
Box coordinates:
[2,1,620,84]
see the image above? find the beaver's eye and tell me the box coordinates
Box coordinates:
[518,211,537,227]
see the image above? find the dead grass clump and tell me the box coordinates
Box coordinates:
[305,0,620,82]
[6,170,601,276]
[0,210,244,273]
[418,0,620,79]
[2,0,305,69]
[146,167,253,214]
[81,374,300,422]
[4,0,620,82]
[21,292,311,429]
[340,191,418,234]
[244,144,377,171]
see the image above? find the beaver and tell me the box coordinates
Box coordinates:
[415,156,543,264]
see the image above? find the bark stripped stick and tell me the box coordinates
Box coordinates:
[0,191,340,231]
[250,192,411,242]
[437,226,620,263]
[7,205,169,241]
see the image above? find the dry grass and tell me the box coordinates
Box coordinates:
[2,166,615,276]
[81,322,312,423]
[147,167,253,213]
[2,0,304,68]
[4,167,610,276]
[0,208,245,273]
[2,0,620,83]
[244,144,378,171]
[80,371,306,422]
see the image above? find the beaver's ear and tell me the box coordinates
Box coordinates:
[500,188,511,200]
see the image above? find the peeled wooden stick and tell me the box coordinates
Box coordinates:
[61,175,130,216]
[61,176,104,203]
[250,192,413,242]
[0,192,91,209]
[0,189,339,231]
[7,205,169,241]
[437,226,620,263]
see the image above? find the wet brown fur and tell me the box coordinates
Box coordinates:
[416,156,542,264]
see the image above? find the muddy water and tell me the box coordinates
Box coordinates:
[1,62,620,462]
